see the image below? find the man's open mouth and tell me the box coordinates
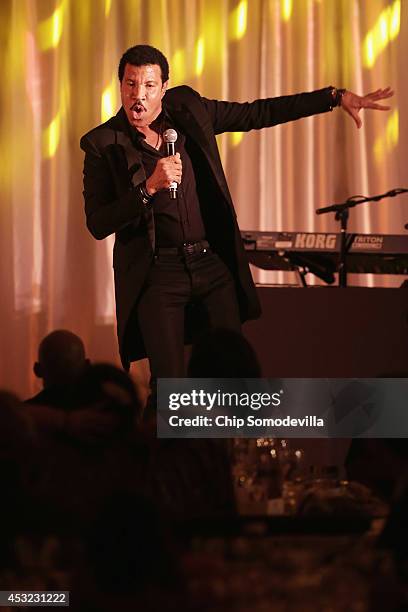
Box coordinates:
[131,103,146,114]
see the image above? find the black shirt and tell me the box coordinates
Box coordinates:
[129,111,207,247]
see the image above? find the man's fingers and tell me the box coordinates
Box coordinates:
[168,158,182,185]
[368,92,393,102]
[170,155,182,168]
[342,86,393,129]
[348,108,362,129]
[366,87,394,101]
[365,102,391,110]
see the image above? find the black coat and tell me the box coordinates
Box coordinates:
[80,85,334,368]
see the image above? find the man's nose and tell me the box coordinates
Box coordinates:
[132,85,145,99]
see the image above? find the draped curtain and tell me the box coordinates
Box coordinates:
[1,0,407,397]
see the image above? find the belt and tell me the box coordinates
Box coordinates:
[155,240,210,256]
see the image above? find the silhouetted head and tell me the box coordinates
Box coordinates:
[188,328,262,378]
[34,330,90,388]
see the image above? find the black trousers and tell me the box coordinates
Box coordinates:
[136,249,241,378]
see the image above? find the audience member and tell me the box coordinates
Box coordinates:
[26,329,90,408]
[0,391,40,534]
[21,363,146,532]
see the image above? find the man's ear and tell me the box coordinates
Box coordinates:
[33,362,43,379]
[161,80,168,97]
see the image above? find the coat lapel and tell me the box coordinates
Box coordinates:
[166,104,231,206]
[112,109,155,252]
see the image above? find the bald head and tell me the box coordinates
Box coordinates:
[35,330,89,387]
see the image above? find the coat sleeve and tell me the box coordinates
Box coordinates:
[80,133,146,240]
[200,87,334,135]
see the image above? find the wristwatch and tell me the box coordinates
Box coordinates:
[139,181,153,209]
[330,86,346,108]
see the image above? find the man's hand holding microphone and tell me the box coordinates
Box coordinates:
[146,129,181,199]
[145,152,182,196]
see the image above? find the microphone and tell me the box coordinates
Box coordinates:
[163,128,178,199]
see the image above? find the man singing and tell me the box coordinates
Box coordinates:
[80,45,392,379]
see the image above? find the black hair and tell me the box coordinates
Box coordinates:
[118,44,169,83]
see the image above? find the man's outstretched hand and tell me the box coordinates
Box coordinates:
[341,87,394,129]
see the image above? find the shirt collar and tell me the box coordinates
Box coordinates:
[128,109,172,146]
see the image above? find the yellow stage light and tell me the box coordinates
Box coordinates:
[42,113,60,158]
[101,75,117,122]
[390,0,400,39]
[386,108,399,148]
[281,0,293,22]
[363,0,400,68]
[195,37,205,76]
[230,0,247,40]
[37,0,66,51]
[364,33,375,68]
[379,13,389,46]
[373,109,399,164]
[101,89,113,123]
[172,48,186,85]
[230,132,244,147]
[41,81,69,159]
